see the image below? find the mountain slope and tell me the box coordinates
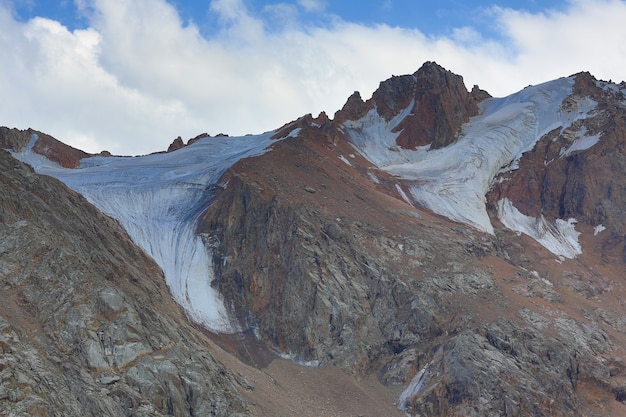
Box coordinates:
[4,61,626,416]
[8,131,287,333]
[202,75,626,416]
[0,149,250,416]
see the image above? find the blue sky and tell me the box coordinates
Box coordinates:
[11,1,568,37]
[1,0,625,155]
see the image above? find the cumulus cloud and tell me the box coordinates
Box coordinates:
[1,0,626,155]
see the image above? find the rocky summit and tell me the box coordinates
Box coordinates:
[3,61,626,416]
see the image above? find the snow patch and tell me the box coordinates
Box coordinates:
[594,224,606,236]
[497,198,582,259]
[343,100,417,167]
[560,96,597,124]
[345,77,598,235]
[597,80,620,94]
[338,155,352,166]
[395,184,414,207]
[276,351,321,367]
[560,134,601,157]
[287,127,302,138]
[367,170,380,184]
[13,133,279,333]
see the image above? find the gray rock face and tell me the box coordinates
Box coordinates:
[203,170,490,373]
[0,126,33,150]
[201,109,626,416]
[402,319,611,417]
[0,150,250,416]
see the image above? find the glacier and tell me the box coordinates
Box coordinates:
[344,76,596,249]
[13,132,280,333]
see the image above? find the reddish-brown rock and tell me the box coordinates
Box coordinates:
[167,136,185,152]
[334,61,487,150]
[32,131,91,168]
[333,91,370,123]
[188,132,210,146]
[0,127,90,168]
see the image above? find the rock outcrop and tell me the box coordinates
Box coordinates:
[334,61,487,150]
[0,127,90,168]
[167,136,185,152]
[164,133,216,153]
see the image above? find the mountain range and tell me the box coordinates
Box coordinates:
[2,61,626,416]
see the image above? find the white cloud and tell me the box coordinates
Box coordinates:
[491,0,626,85]
[297,0,326,13]
[1,0,626,155]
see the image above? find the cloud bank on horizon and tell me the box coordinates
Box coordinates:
[1,0,626,155]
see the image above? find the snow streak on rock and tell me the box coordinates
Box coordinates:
[14,133,278,333]
[398,363,430,414]
[497,198,582,259]
[559,126,602,158]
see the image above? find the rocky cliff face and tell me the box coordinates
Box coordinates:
[0,150,250,416]
[202,130,494,372]
[202,66,626,416]
[201,123,626,416]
